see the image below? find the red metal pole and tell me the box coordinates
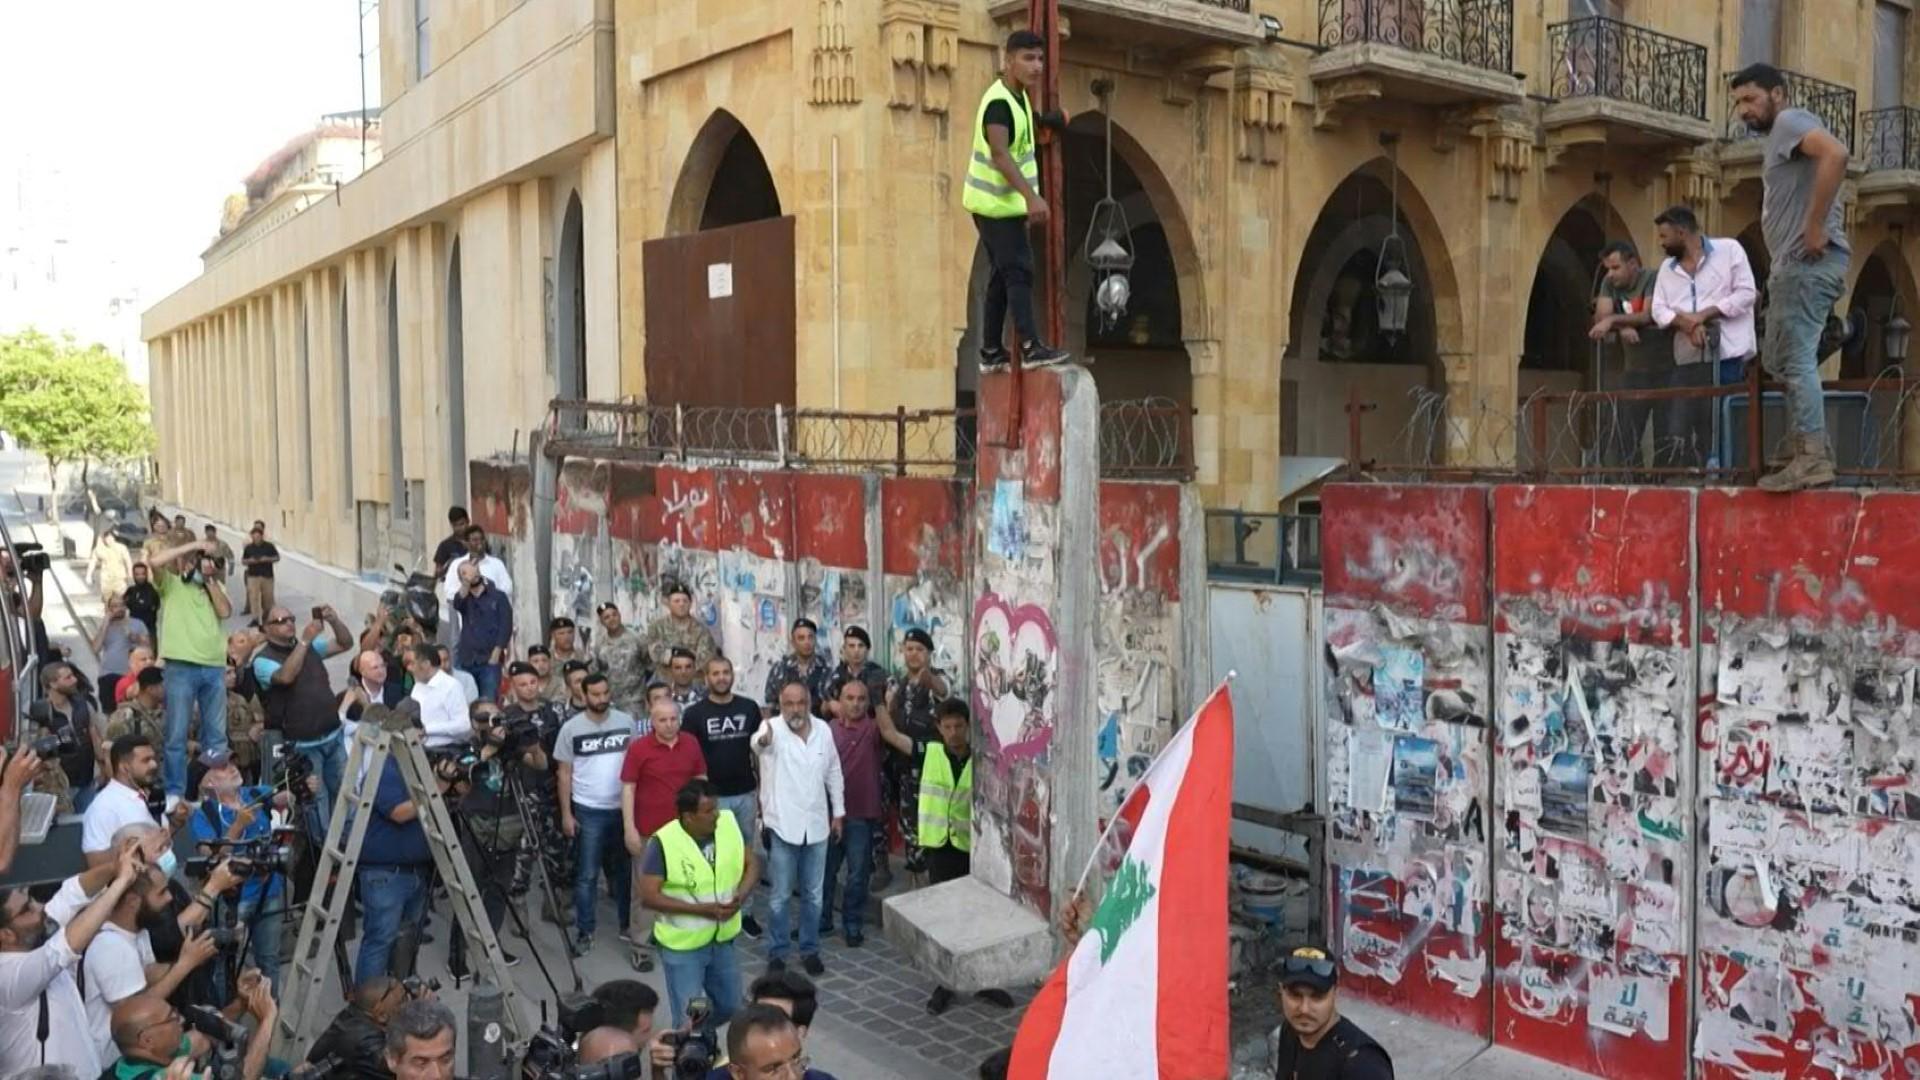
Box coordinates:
[1746,357,1764,485]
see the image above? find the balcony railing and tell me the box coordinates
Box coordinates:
[1317,0,1514,74]
[1862,107,1920,171]
[1189,0,1251,9]
[1547,16,1707,120]
[1724,69,1856,150]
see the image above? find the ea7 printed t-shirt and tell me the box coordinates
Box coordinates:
[554,710,635,809]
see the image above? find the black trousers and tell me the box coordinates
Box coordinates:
[973,213,1040,349]
[925,843,970,885]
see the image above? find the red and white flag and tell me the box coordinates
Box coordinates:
[1009,681,1235,1078]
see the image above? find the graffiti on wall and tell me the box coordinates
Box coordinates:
[1320,484,1493,1036]
[1095,482,1182,826]
[1695,490,1920,1080]
[883,478,972,681]
[1489,487,1692,1078]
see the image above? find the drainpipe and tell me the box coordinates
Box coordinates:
[832,135,843,410]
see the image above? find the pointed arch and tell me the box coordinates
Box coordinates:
[667,109,782,236]
[1522,195,1624,376]
[1844,239,1920,378]
[556,190,588,417]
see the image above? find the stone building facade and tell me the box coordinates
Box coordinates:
[146,0,1920,559]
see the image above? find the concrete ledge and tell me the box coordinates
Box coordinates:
[881,877,1054,993]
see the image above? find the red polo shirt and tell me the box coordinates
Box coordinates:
[620,733,707,836]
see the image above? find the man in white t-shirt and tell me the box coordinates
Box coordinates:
[0,842,144,1078]
[80,861,220,1063]
[82,736,163,865]
[554,674,636,955]
[407,646,473,748]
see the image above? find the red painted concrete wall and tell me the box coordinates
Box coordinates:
[1095,481,1186,825]
[1321,483,1494,1038]
[1491,487,1693,1079]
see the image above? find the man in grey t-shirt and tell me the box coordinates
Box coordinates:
[1731,62,1851,491]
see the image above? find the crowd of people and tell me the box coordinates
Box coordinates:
[0,498,1032,1080]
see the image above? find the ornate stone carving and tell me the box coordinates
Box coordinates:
[1233,47,1293,165]
[1664,154,1719,214]
[881,0,961,113]
[1480,119,1533,202]
[1313,76,1381,131]
[811,0,857,105]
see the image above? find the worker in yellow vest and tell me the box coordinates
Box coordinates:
[637,777,763,1035]
[964,29,1071,370]
[876,697,1017,1016]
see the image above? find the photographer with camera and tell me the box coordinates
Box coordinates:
[106,971,276,1080]
[309,975,438,1080]
[498,662,569,900]
[83,737,165,866]
[0,839,146,1077]
[186,751,293,990]
[27,661,96,815]
[446,698,548,975]
[255,605,355,820]
[147,532,235,800]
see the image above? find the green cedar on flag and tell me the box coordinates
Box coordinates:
[1009,682,1235,1078]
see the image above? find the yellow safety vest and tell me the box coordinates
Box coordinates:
[917,744,973,853]
[962,79,1038,219]
[651,811,744,951]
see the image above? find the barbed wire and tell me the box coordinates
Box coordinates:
[544,396,1192,479]
[1367,378,1920,483]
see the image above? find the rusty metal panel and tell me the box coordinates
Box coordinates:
[641,217,796,411]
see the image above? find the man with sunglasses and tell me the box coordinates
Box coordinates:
[1270,947,1393,1080]
[107,975,277,1080]
[256,604,356,820]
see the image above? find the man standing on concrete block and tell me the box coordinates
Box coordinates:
[876,698,1016,1015]
[754,680,844,978]
[964,30,1069,370]
[1730,62,1852,492]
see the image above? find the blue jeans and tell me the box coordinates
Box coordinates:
[1763,257,1848,438]
[462,663,501,704]
[658,941,741,1033]
[238,894,285,992]
[766,835,827,961]
[355,864,428,982]
[570,804,629,937]
[822,818,875,936]
[295,730,347,835]
[162,660,227,796]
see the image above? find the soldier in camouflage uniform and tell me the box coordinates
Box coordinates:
[592,601,652,718]
[225,663,265,784]
[641,582,718,671]
[881,628,950,881]
[764,617,836,718]
[544,617,588,702]
[107,667,169,745]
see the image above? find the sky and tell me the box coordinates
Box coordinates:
[0,0,374,327]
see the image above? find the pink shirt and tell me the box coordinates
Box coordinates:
[831,715,883,820]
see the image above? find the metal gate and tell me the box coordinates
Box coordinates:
[1212,583,1320,866]
[640,216,797,410]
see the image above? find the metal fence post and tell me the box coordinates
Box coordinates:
[776,404,788,468]
[895,405,909,476]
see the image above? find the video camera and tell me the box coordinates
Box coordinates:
[13,543,50,576]
[484,715,543,757]
[657,998,720,1080]
[28,726,79,760]
[519,994,609,1080]
[183,1003,248,1080]
[187,837,297,879]
[272,743,318,802]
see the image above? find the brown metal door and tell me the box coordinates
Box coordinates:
[641,216,797,409]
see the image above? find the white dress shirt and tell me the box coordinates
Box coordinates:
[81,781,157,854]
[0,877,103,1078]
[754,716,845,846]
[411,669,472,748]
[1652,236,1760,364]
[439,554,513,604]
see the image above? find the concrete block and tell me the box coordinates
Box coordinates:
[881,876,1054,993]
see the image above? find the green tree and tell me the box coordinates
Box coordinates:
[0,329,154,504]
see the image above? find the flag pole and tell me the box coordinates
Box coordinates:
[1068,672,1237,903]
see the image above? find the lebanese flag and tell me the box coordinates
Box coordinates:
[1009,681,1234,1078]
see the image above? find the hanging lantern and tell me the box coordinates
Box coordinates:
[1082,90,1136,332]
[1886,312,1912,366]
[1374,132,1416,340]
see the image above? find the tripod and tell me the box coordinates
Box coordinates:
[449,758,581,996]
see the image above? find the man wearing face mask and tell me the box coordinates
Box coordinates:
[79,860,220,1064]
[187,751,294,990]
[0,840,146,1078]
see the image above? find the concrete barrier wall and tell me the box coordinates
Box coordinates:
[1324,482,1920,1079]
[1321,483,1495,1038]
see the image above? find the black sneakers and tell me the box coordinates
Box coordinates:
[1021,341,1071,367]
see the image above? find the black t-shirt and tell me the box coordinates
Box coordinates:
[432,534,468,571]
[1274,1018,1394,1080]
[683,695,762,797]
[983,96,1024,139]
[242,541,278,579]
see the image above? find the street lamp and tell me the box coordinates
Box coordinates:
[1374,132,1414,338]
[1886,312,1912,367]
[1083,83,1134,330]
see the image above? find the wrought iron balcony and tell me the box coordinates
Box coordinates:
[1547,16,1706,120]
[1723,69,1856,150]
[1863,107,1920,171]
[1317,0,1514,74]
